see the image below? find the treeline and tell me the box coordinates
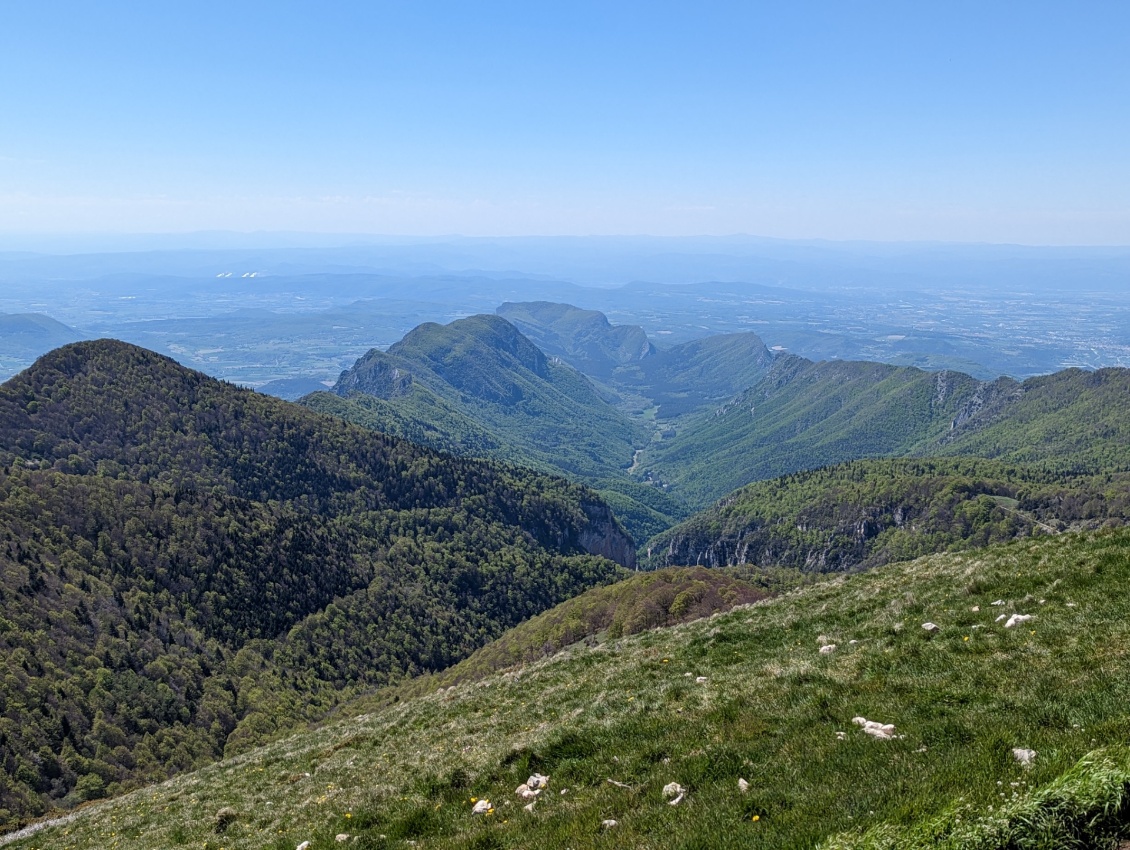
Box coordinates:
[0,340,631,828]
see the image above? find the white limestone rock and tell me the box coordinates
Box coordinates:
[1012,748,1037,766]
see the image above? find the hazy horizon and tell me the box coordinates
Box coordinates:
[3,3,1128,244]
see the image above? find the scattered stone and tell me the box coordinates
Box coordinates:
[297,843,311,850]
[663,782,685,798]
[472,799,492,815]
[995,614,1008,622]
[335,835,350,843]
[849,639,859,645]
[991,600,1006,606]
[607,779,632,789]
[922,622,940,634]
[696,676,708,684]
[738,778,750,793]
[527,773,549,790]
[602,819,618,829]
[835,731,846,740]
[819,644,837,655]
[1005,614,1034,628]
[1012,748,1037,766]
[1067,602,1077,607]
[668,792,685,806]
[560,788,569,795]
[515,783,539,800]
[971,606,980,612]
[523,802,536,813]
[852,716,898,740]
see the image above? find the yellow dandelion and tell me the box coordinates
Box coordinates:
[752,814,760,822]
[963,636,970,641]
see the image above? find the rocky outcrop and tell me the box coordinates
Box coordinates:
[577,499,637,568]
[332,351,413,399]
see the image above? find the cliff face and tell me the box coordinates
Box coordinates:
[577,499,638,569]
[333,351,413,398]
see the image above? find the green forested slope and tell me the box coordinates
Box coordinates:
[302,315,687,541]
[20,527,1130,850]
[324,314,647,482]
[937,366,1130,472]
[496,302,776,418]
[495,301,656,381]
[640,357,1130,510]
[0,340,632,828]
[643,457,1130,571]
[639,357,992,507]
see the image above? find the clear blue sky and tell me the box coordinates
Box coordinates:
[2,1,1127,243]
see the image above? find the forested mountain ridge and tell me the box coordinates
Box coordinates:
[643,457,1130,571]
[313,314,647,482]
[302,314,689,542]
[496,301,777,417]
[0,339,632,828]
[495,301,657,380]
[638,357,1130,509]
[638,356,992,506]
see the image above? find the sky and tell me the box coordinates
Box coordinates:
[1,1,1128,244]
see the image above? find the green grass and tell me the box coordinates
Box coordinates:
[10,528,1130,849]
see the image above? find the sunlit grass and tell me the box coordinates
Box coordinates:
[10,528,1130,849]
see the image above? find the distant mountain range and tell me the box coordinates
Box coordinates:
[307,302,1130,562]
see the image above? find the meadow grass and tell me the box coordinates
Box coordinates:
[9,528,1130,849]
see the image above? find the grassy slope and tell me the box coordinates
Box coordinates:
[15,527,1130,849]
